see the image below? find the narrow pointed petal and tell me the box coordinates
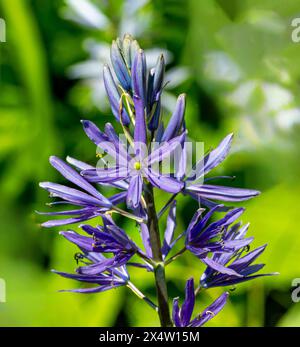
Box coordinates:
[66,156,94,171]
[204,208,244,235]
[39,182,109,207]
[52,270,123,284]
[194,134,233,180]
[162,201,177,258]
[36,207,92,216]
[186,184,260,202]
[81,119,107,145]
[145,169,184,193]
[172,298,182,327]
[82,120,127,160]
[133,95,147,145]
[231,245,267,272]
[81,167,129,183]
[202,257,243,277]
[190,293,228,327]
[175,139,187,179]
[126,175,143,209]
[181,278,195,326]
[60,284,123,294]
[148,131,186,165]
[104,122,129,161]
[162,94,186,142]
[41,215,96,228]
[49,156,111,207]
[60,231,94,251]
[139,223,152,257]
[109,191,127,205]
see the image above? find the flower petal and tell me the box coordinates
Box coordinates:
[190,293,228,327]
[191,134,233,181]
[147,131,186,165]
[162,200,177,258]
[162,94,186,142]
[81,167,129,183]
[181,278,195,326]
[186,184,260,202]
[145,169,184,193]
[49,156,111,207]
[202,257,243,277]
[103,64,130,125]
[126,174,143,209]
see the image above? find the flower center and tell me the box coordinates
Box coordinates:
[134,161,142,171]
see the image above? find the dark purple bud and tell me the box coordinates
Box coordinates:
[148,99,161,131]
[153,54,165,99]
[147,68,155,114]
[110,40,131,91]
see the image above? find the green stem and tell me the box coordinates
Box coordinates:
[165,247,186,266]
[144,183,172,327]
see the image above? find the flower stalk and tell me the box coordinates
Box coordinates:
[144,183,172,327]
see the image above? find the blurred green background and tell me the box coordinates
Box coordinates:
[1,0,300,327]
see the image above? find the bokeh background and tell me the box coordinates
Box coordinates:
[1,0,300,327]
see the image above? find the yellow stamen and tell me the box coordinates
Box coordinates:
[134,161,141,170]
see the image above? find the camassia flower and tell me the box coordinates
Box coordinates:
[53,215,145,293]
[38,34,276,327]
[185,206,254,276]
[59,222,138,275]
[172,278,228,327]
[53,253,130,294]
[200,221,278,288]
[80,119,185,209]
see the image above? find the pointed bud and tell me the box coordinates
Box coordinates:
[110,40,131,91]
[153,54,165,99]
[147,68,155,114]
[130,40,140,67]
[103,64,130,126]
[122,34,133,69]
[148,100,161,131]
[161,94,186,142]
[132,49,147,106]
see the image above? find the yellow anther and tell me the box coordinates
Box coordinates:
[205,310,215,317]
[134,161,141,170]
